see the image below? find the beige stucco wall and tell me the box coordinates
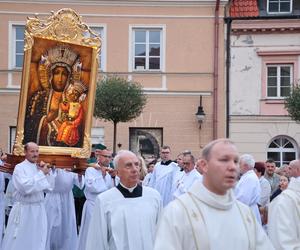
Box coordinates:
[230,116,300,161]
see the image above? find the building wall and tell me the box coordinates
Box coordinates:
[0,0,228,159]
[231,116,300,161]
[230,32,300,115]
[230,19,300,163]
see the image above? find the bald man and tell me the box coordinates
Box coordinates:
[2,142,55,250]
[154,139,273,250]
[268,159,300,249]
[86,150,162,250]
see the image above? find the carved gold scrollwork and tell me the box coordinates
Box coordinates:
[13,131,25,156]
[25,8,101,52]
[71,134,91,158]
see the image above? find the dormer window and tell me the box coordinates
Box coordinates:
[267,0,292,14]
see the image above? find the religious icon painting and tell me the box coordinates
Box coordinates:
[13,8,101,158]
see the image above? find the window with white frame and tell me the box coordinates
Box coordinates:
[267,136,297,167]
[266,64,293,98]
[267,0,292,13]
[12,25,25,68]
[84,26,105,71]
[91,127,104,145]
[9,126,16,153]
[133,28,162,71]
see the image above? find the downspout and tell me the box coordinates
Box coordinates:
[225,17,232,138]
[213,0,220,139]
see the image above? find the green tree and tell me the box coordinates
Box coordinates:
[94,76,147,154]
[285,85,300,122]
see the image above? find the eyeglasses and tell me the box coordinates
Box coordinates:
[100,154,112,158]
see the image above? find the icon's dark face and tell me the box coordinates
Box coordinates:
[52,66,69,92]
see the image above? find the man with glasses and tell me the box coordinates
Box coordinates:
[77,148,113,250]
[149,146,179,206]
[173,154,202,199]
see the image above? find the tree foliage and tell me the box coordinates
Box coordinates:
[285,85,300,122]
[94,76,147,123]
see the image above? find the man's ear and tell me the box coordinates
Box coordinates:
[199,159,208,174]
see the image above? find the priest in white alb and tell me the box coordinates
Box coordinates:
[0,161,11,246]
[234,154,262,224]
[268,159,300,249]
[45,168,84,250]
[173,153,202,199]
[149,145,179,206]
[86,150,162,250]
[1,142,55,250]
[77,149,113,250]
[154,139,274,250]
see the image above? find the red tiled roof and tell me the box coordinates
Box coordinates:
[230,0,259,17]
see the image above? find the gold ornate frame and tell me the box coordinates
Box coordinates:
[13,8,101,158]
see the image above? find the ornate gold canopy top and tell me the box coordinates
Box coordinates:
[25,8,101,53]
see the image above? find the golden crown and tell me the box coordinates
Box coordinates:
[47,45,78,67]
[72,80,88,95]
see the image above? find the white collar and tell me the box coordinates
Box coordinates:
[120,182,137,193]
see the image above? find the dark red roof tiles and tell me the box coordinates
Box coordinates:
[230,0,259,17]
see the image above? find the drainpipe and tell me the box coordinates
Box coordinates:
[213,0,220,139]
[225,18,232,138]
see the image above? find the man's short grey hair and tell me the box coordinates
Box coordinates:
[113,150,137,169]
[183,154,195,164]
[240,154,255,168]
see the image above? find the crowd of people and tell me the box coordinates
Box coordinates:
[0,138,299,250]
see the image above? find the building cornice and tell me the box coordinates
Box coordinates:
[144,90,211,96]
[0,87,212,96]
[0,0,228,7]
[0,11,224,19]
[0,88,20,94]
[231,19,300,34]
[257,50,300,56]
[230,115,292,122]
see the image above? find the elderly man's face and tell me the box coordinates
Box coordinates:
[25,143,39,163]
[118,153,140,187]
[265,162,276,176]
[201,142,239,195]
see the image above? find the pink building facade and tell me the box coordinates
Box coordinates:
[0,0,228,159]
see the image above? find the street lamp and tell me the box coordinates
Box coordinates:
[195,95,206,129]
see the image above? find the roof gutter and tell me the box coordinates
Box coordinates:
[224,14,300,22]
[225,16,231,138]
[213,0,220,139]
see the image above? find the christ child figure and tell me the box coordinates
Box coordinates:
[56,81,87,146]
